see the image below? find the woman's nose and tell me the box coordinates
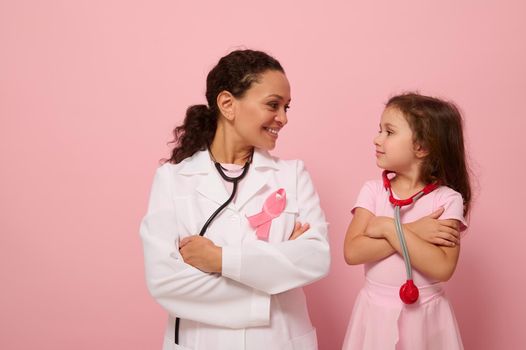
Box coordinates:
[275,109,288,126]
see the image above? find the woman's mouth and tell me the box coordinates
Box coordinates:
[264,127,280,138]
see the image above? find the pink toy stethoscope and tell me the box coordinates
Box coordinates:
[382,170,440,304]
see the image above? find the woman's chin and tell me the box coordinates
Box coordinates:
[255,140,277,151]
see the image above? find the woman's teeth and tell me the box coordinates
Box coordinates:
[265,127,279,135]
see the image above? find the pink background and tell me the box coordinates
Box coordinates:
[1,1,525,349]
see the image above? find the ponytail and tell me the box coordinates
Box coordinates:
[166,104,217,164]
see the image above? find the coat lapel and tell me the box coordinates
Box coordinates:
[196,171,230,207]
[179,150,230,206]
[234,149,279,210]
[178,148,279,210]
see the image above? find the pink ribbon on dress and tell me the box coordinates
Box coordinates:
[246,188,287,241]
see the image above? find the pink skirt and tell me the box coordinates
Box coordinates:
[342,278,463,350]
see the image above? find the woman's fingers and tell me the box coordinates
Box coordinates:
[179,235,198,249]
[289,222,310,240]
[289,222,301,240]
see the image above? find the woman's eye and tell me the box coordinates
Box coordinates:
[268,102,279,110]
[284,105,290,111]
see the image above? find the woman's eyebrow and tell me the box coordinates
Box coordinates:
[265,94,292,104]
[266,94,284,100]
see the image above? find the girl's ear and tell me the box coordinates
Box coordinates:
[414,143,429,159]
[216,90,236,121]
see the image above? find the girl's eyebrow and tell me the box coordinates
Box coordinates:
[382,122,397,129]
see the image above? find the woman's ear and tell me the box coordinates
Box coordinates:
[216,90,236,121]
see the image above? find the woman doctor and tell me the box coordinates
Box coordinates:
[140,49,330,350]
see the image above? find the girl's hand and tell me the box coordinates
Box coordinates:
[406,208,460,247]
[289,222,310,240]
[364,216,392,238]
[179,235,222,273]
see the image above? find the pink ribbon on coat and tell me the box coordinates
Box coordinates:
[246,188,286,241]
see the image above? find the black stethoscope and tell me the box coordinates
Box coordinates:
[382,170,440,304]
[175,149,253,344]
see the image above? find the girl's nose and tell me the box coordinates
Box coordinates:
[374,134,382,146]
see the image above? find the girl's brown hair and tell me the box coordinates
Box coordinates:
[386,93,472,216]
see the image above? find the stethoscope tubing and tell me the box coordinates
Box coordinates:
[175,155,251,344]
[198,162,250,236]
[394,191,425,280]
[394,206,412,280]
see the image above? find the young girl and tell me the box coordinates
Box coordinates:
[343,93,472,350]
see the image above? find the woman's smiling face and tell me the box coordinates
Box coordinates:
[231,70,291,151]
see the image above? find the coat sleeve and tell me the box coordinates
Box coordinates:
[140,165,270,328]
[221,160,330,295]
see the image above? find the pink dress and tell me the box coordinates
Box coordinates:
[342,180,468,350]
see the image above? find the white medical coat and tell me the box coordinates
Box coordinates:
[140,148,330,350]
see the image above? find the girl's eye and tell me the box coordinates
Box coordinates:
[386,130,393,135]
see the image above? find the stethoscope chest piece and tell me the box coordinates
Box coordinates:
[400,279,419,304]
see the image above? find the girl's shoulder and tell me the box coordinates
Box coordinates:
[361,179,386,195]
[433,185,468,231]
[433,185,464,204]
[351,179,386,215]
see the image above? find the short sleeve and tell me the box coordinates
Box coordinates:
[436,187,469,234]
[351,180,380,216]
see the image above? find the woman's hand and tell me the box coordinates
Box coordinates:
[289,222,310,240]
[179,235,222,273]
[405,208,460,247]
[364,216,392,239]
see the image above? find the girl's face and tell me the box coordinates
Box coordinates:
[231,70,291,151]
[374,107,421,172]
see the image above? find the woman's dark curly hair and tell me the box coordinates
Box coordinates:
[166,50,284,164]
